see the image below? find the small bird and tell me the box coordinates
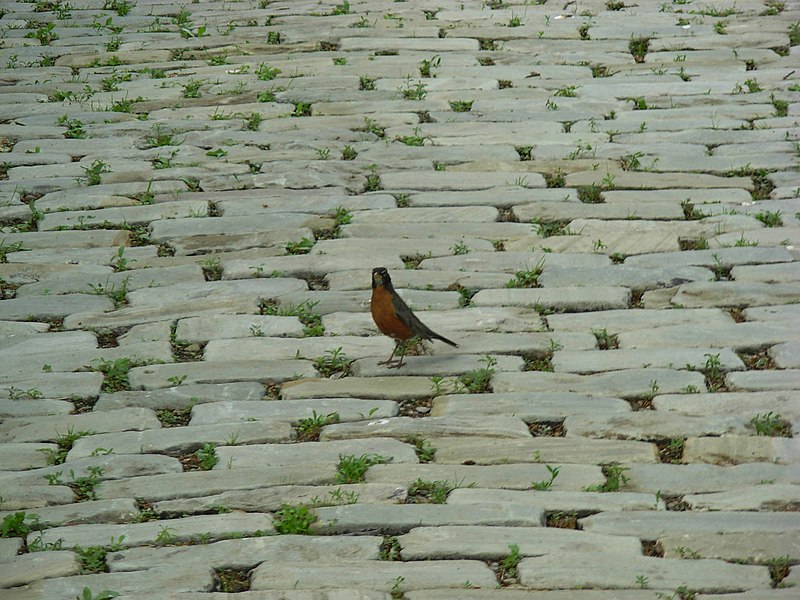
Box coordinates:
[370,266,457,368]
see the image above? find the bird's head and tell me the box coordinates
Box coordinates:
[372,267,391,289]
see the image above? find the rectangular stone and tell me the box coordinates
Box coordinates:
[430,437,658,465]
[473,287,630,312]
[399,525,642,561]
[320,416,532,441]
[653,391,800,420]
[518,553,770,592]
[251,560,496,592]
[447,489,665,514]
[94,383,266,411]
[620,463,800,495]
[431,393,631,421]
[0,408,162,442]
[552,348,744,374]
[127,360,318,389]
[564,413,751,441]
[0,499,137,529]
[546,308,734,333]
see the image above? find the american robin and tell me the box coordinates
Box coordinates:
[370,266,457,368]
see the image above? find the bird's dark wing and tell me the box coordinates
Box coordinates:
[391,292,458,347]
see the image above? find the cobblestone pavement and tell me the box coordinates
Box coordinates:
[1,0,799,598]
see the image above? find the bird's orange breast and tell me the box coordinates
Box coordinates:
[371,286,413,340]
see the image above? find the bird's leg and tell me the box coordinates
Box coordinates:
[377,341,400,366]
[388,340,408,369]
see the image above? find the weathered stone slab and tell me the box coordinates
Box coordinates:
[97,465,338,502]
[313,503,545,534]
[564,413,751,441]
[419,251,609,273]
[670,282,800,309]
[35,513,274,549]
[683,436,800,465]
[94,382,266,411]
[153,483,406,517]
[726,370,800,392]
[617,322,800,351]
[217,437,417,469]
[0,408,161,442]
[473,287,630,312]
[518,553,770,592]
[0,400,73,418]
[429,436,658,465]
[661,531,800,564]
[626,247,794,269]
[280,377,456,401]
[547,307,734,333]
[431,392,630,421]
[0,443,57,470]
[552,348,744,374]
[203,336,391,362]
[107,534,381,573]
[0,294,114,321]
[251,560,497,592]
[0,499,137,529]
[447,489,664,514]
[684,484,800,512]
[744,304,800,322]
[539,266,710,292]
[0,485,75,510]
[732,262,800,284]
[0,537,23,560]
[0,563,214,600]
[580,511,800,539]
[622,463,800,495]
[492,369,706,398]
[771,342,800,369]
[366,463,603,491]
[405,591,668,600]
[320,415,531,441]
[351,353,524,378]
[190,399,398,426]
[174,314,303,341]
[0,551,81,589]
[654,391,800,419]
[398,525,642,561]
[127,360,318,389]
[67,420,293,459]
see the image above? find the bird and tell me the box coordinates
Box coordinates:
[370,266,457,368]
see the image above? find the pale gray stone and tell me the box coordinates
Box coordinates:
[0,408,161,442]
[473,287,631,312]
[622,463,800,495]
[0,400,74,418]
[217,437,418,469]
[0,485,75,510]
[432,392,630,421]
[280,377,455,401]
[727,370,800,392]
[552,348,744,374]
[399,525,642,561]
[153,483,406,517]
[0,564,214,600]
[661,531,800,563]
[251,560,497,592]
[564,413,751,440]
[127,359,318,389]
[654,391,800,419]
[313,503,545,534]
[203,335,391,362]
[744,304,800,322]
[419,251,609,273]
[546,308,734,333]
[684,484,800,512]
[35,513,274,549]
[539,266,710,292]
[771,342,800,369]
[518,553,770,592]
[190,399,397,426]
[671,282,800,309]
[0,537,23,560]
[683,436,800,465]
[617,322,800,351]
[0,443,56,470]
[626,247,794,269]
[107,534,381,573]
[430,436,658,465]
[98,465,338,502]
[352,353,524,378]
[320,415,531,441]
[174,314,303,341]
[67,420,293,459]
[580,511,800,539]
[732,262,800,284]
[0,551,81,589]
[447,489,664,513]
[366,463,604,491]
[406,592,678,600]
[95,382,266,411]
[0,499,137,529]
[492,368,706,398]
[0,294,114,321]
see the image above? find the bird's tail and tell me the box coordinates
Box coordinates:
[432,332,458,347]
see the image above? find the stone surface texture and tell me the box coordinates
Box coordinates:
[0,0,797,598]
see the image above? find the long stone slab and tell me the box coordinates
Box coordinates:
[552,348,744,374]
[365,463,604,491]
[0,408,161,442]
[127,359,318,389]
[517,553,770,592]
[431,393,631,421]
[0,551,81,590]
[152,483,407,517]
[622,463,800,495]
[216,438,418,469]
[429,436,659,465]
[472,287,631,312]
[251,560,497,592]
[95,382,266,411]
[97,465,339,502]
[564,413,751,441]
[683,436,800,465]
[683,484,800,512]
[492,369,706,398]
[0,498,137,528]
[398,525,642,561]
[654,391,800,419]
[320,416,532,441]
[313,503,545,534]
[190,399,398,425]
[447,489,665,514]
[546,308,734,333]
[661,531,800,564]
[107,534,382,573]
[35,512,274,549]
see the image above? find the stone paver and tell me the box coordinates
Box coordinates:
[0,1,796,597]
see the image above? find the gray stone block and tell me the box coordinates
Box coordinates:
[0,551,81,589]
[622,463,800,495]
[432,392,630,421]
